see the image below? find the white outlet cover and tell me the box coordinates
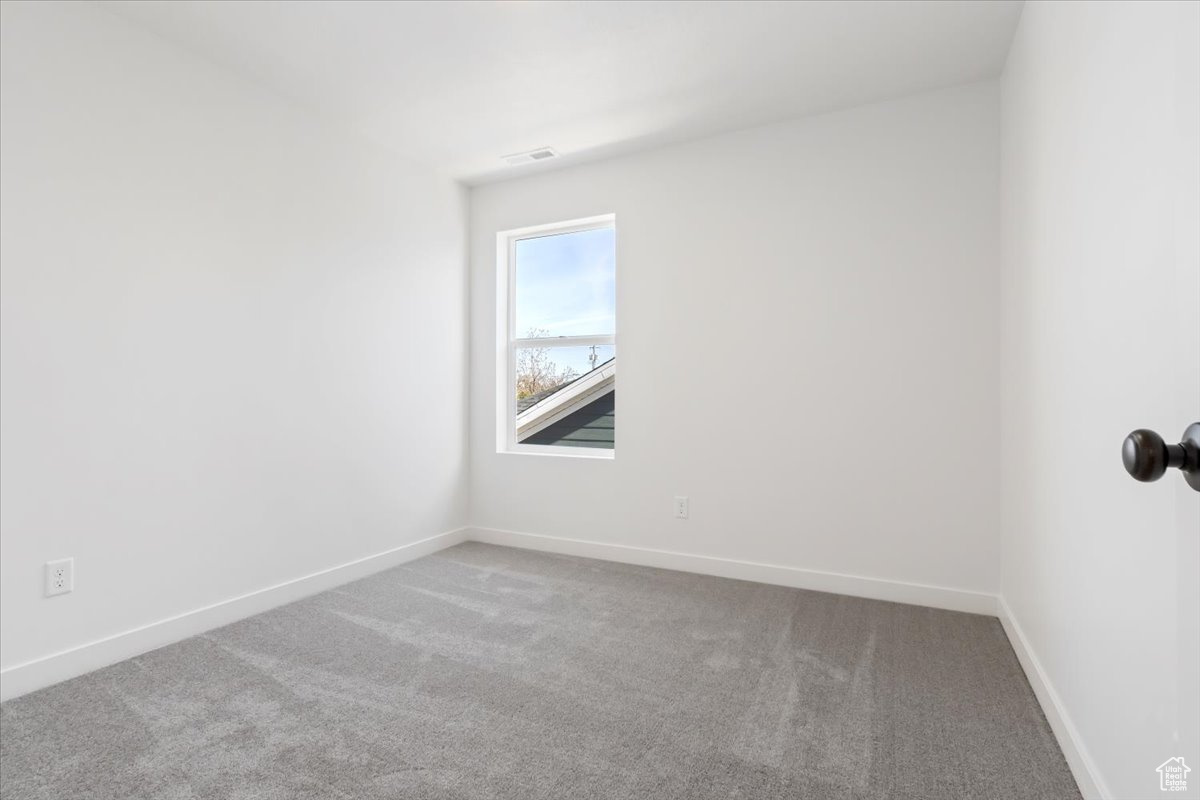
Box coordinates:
[674,496,689,519]
[45,557,73,597]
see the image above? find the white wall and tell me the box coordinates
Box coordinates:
[0,1,468,685]
[469,83,1001,599]
[1000,2,1200,798]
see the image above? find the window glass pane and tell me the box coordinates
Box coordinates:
[515,344,615,450]
[515,227,615,339]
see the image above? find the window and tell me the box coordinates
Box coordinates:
[497,215,615,456]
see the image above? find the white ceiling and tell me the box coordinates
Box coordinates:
[102,0,1023,185]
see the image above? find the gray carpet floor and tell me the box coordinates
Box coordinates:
[0,542,1080,800]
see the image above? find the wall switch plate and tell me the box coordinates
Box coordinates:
[45,558,73,597]
[674,496,689,519]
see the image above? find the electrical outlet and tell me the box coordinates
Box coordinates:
[45,558,73,597]
[674,496,689,519]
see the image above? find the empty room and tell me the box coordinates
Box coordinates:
[1,1,1197,798]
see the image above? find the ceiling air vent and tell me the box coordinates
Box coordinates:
[503,147,558,166]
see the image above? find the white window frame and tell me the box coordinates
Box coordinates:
[496,213,616,458]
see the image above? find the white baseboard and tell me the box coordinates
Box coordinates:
[997,596,1108,800]
[465,527,998,616]
[0,527,468,702]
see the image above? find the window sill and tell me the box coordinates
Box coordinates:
[498,444,614,460]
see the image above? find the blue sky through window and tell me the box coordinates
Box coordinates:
[515,227,615,340]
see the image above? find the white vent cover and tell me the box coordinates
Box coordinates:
[502,147,558,166]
